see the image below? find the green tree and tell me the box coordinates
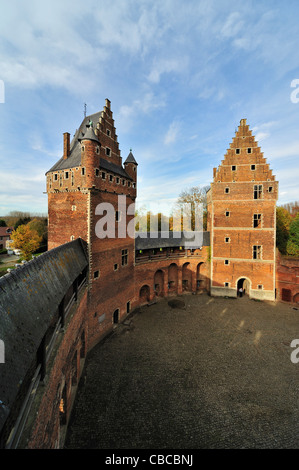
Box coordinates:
[14,216,31,230]
[11,224,42,261]
[276,207,292,254]
[286,213,299,256]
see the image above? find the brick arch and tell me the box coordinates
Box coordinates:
[139,285,150,304]
[196,262,205,290]
[154,269,164,297]
[236,277,251,296]
[168,263,178,293]
[182,262,192,292]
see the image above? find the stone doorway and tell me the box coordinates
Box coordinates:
[237,278,250,297]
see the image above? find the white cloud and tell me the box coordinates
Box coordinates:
[148,57,188,84]
[221,12,244,38]
[164,121,180,145]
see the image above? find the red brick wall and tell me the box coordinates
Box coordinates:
[276,252,299,303]
[27,290,88,449]
[209,119,278,300]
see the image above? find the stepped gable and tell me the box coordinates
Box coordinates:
[0,239,88,432]
[46,99,130,179]
[214,119,275,183]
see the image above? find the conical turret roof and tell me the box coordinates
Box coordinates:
[78,124,100,144]
[124,149,138,165]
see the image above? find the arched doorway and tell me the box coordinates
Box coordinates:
[154,270,164,297]
[168,263,178,293]
[182,262,191,291]
[139,285,150,304]
[113,309,119,324]
[196,262,204,291]
[237,278,251,297]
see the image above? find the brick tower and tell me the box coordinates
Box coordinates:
[46,99,137,347]
[207,119,278,301]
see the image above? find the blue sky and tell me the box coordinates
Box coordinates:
[1,0,299,216]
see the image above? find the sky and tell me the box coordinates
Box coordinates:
[0,0,299,216]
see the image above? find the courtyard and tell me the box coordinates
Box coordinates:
[65,294,299,449]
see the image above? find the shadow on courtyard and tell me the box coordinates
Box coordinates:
[64,294,299,449]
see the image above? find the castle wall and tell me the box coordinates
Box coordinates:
[276,253,299,303]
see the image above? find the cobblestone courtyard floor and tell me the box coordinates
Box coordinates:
[65,294,299,449]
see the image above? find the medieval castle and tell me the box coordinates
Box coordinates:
[0,99,298,448]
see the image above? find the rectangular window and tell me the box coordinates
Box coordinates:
[126,301,131,314]
[253,214,262,228]
[122,179,126,186]
[94,270,99,279]
[268,186,273,193]
[247,148,252,154]
[258,284,263,290]
[107,129,110,136]
[251,164,256,170]
[253,245,262,260]
[106,148,111,156]
[254,184,262,199]
[225,237,230,243]
[114,264,118,271]
[65,171,69,179]
[235,149,240,154]
[95,169,99,177]
[232,165,236,171]
[109,174,113,182]
[116,177,120,184]
[122,249,128,266]
[81,167,85,176]
[224,259,229,265]
[224,282,230,287]
[225,211,230,217]
[225,187,230,194]
[54,174,58,181]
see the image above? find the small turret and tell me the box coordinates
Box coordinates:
[124,149,137,182]
[79,123,101,189]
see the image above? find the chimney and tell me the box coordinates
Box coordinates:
[63,132,70,160]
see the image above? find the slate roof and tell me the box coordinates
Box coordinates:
[135,231,210,250]
[124,151,138,166]
[46,112,102,173]
[46,112,132,182]
[100,158,133,180]
[0,238,88,433]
